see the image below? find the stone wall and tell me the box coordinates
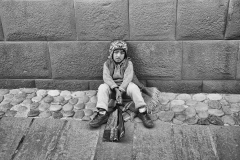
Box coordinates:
[0,0,240,93]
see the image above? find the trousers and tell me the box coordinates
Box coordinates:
[96,82,146,111]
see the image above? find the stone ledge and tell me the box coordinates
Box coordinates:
[0,88,240,127]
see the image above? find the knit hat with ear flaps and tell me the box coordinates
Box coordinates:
[108,40,128,59]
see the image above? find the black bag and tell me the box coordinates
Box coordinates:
[103,104,125,142]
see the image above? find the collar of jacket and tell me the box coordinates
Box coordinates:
[105,57,131,77]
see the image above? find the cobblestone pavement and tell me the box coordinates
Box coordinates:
[1,88,240,127]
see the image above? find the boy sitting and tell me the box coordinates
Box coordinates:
[89,40,154,128]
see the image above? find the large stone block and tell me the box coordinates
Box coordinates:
[0,19,3,41]
[0,42,51,78]
[89,80,104,90]
[182,41,238,80]
[147,80,202,93]
[129,0,176,40]
[49,41,109,79]
[177,0,229,40]
[35,79,89,91]
[128,41,182,79]
[203,80,240,93]
[225,0,240,39]
[0,79,35,89]
[0,0,76,41]
[237,42,240,79]
[75,0,129,40]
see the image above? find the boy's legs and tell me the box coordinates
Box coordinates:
[126,82,154,128]
[89,83,111,128]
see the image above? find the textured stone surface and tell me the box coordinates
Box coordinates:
[0,79,36,89]
[49,41,109,79]
[0,42,51,78]
[0,0,76,41]
[75,0,128,40]
[147,80,202,93]
[129,0,176,40]
[207,94,223,100]
[225,0,240,39]
[89,80,104,90]
[192,93,206,102]
[177,0,228,40]
[128,41,182,79]
[203,80,240,93]
[0,19,3,41]
[183,41,238,80]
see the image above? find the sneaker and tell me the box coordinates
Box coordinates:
[89,112,109,128]
[137,111,154,128]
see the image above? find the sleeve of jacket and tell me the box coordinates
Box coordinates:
[103,62,118,89]
[119,61,134,92]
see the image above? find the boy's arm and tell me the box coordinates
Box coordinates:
[119,61,134,92]
[103,62,118,89]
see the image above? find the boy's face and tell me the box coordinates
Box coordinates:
[113,49,125,63]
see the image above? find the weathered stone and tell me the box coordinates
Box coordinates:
[73,110,85,120]
[186,100,198,107]
[28,109,40,117]
[52,96,64,105]
[60,90,71,97]
[0,96,4,103]
[21,99,32,106]
[10,97,25,105]
[176,94,191,101]
[149,113,158,121]
[172,105,186,113]
[129,0,176,40]
[225,95,240,103]
[71,91,85,98]
[85,102,97,111]
[62,110,74,117]
[222,105,232,115]
[52,111,63,119]
[4,94,14,100]
[208,115,224,125]
[207,94,222,100]
[184,116,199,125]
[208,109,225,117]
[39,111,52,118]
[90,96,98,103]
[21,88,36,94]
[208,100,221,109]
[128,42,182,79]
[232,113,240,125]
[225,0,240,39]
[0,79,35,89]
[48,90,60,97]
[195,102,209,113]
[15,92,27,99]
[32,96,42,103]
[30,102,39,110]
[158,111,174,122]
[175,114,186,122]
[158,96,169,105]
[62,103,73,112]
[38,103,50,112]
[9,89,21,95]
[75,0,128,40]
[185,107,196,118]
[49,42,109,79]
[177,0,228,40]
[11,105,28,113]
[0,103,12,112]
[43,96,54,103]
[222,115,235,126]
[4,110,17,117]
[0,42,51,78]
[161,103,170,111]
[89,80,104,90]
[82,116,91,121]
[0,89,9,96]
[74,103,85,110]
[85,90,97,97]
[26,93,37,99]
[203,80,240,94]
[192,93,206,102]
[159,92,177,101]
[49,104,62,112]
[83,109,93,117]
[197,111,209,119]
[170,100,185,107]
[1,0,76,41]
[183,41,238,79]
[230,103,240,113]
[197,118,210,125]
[173,118,183,125]
[220,99,229,106]
[36,90,47,97]
[69,98,78,105]
[79,95,90,103]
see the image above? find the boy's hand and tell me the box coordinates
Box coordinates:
[114,88,123,104]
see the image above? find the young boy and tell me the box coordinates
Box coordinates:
[89,40,154,128]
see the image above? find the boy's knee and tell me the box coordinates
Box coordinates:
[127,82,140,92]
[98,84,110,92]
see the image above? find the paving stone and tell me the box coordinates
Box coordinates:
[52,96,64,104]
[176,94,191,101]
[74,103,85,110]
[161,103,170,111]
[232,113,240,125]
[207,94,222,100]
[21,88,36,94]
[0,96,4,103]
[29,102,39,110]
[62,110,75,117]
[208,115,224,125]
[192,94,206,102]
[79,95,90,103]
[11,105,28,113]
[90,96,97,103]
[230,103,240,113]
[4,110,17,117]
[69,98,78,105]
[82,116,91,121]
[0,103,13,112]
[197,118,210,125]
[43,96,54,103]
[184,116,199,125]
[208,100,221,109]
[224,95,240,103]
[222,105,232,115]
[175,114,186,122]
[50,104,62,112]
[32,96,42,103]
[73,110,85,120]
[158,111,174,122]
[60,99,69,106]
[222,115,235,126]
[185,107,196,118]
[36,90,47,97]
[171,105,186,113]
[158,96,170,105]
[11,97,25,105]
[48,90,60,97]
[85,90,97,97]
[38,103,50,112]
[71,91,85,98]
[149,113,158,121]
[28,109,40,117]
[170,100,185,107]
[208,109,224,117]
[26,93,36,99]
[1,99,12,105]
[4,94,14,100]
[15,92,27,99]
[39,111,52,118]
[159,93,177,101]
[197,111,209,119]
[185,100,198,107]
[21,99,32,106]
[83,109,93,116]
[195,102,209,113]
[60,90,71,97]
[0,111,5,117]
[85,102,97,111]
[220,99,229,106]
[0,89,9,96]
[52,111,63,119]
[62,103,73,112]
[9,89,20,95]
[173,118,183,125]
